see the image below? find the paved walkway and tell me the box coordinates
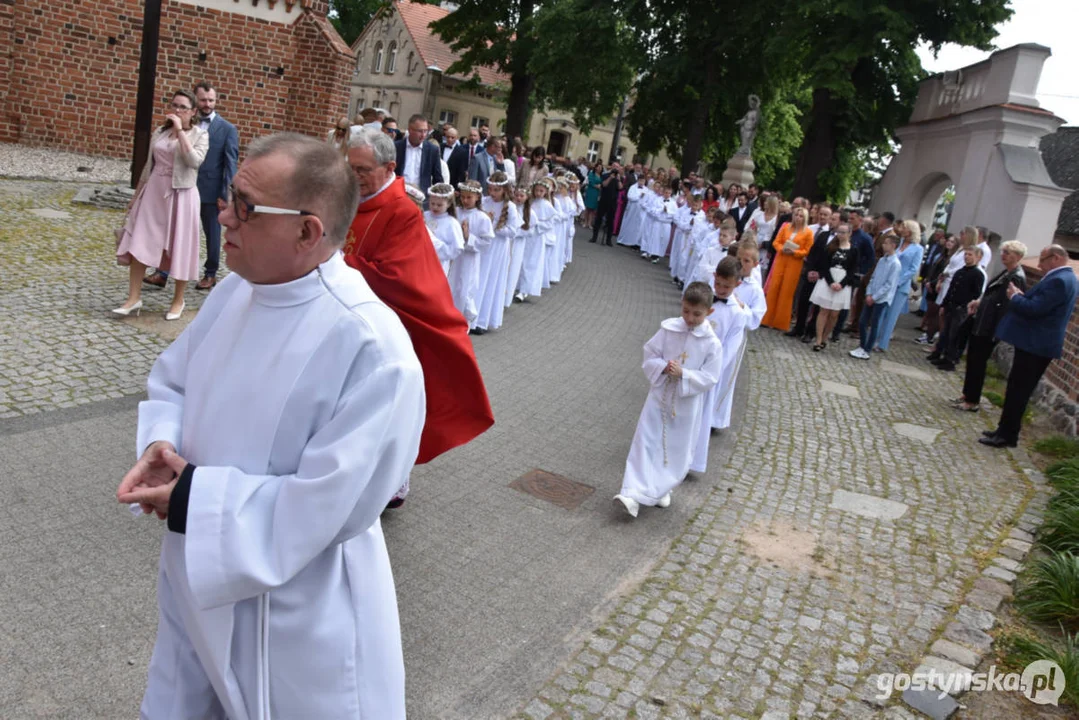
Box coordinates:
[0,178,1040,719]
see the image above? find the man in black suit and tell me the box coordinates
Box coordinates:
[440,126,470,187]
[730,192,753,235]
[788,207,839,341]
[394,114,443,198]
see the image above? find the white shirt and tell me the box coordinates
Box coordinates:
[136,252,423,719]
[197,111,217,129]
[403,141,423,187]
[442,141,458,164]
[977,240,992,270]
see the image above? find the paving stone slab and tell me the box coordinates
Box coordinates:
[829,489,909,520]
[893,422,942,444]
[821,379,861,398]
[880,359,932,381]
[902,687,959,720]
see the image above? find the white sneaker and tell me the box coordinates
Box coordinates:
[657,493,671,508]
[849,347,870,360]
[613,494,639,518]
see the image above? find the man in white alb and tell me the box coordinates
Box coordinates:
[117,133,424,720]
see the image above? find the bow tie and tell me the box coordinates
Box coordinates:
[714,296,727,304]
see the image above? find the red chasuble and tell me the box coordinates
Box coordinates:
[343,177,494,464]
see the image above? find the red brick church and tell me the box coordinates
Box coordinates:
[0,0,353,158]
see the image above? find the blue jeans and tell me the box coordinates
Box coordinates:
[859,302,889,352]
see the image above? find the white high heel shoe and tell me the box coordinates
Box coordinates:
[111,300,142,317]
[165,303,185,321]
[657,492,671,508]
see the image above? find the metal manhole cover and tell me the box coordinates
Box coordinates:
[509,469,594,510]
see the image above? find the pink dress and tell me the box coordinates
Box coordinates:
[116,134,201,281]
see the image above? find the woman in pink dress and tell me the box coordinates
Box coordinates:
[114,90,208,320]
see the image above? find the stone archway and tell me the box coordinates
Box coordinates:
[908,172,954,231]
[872,44,1069,261]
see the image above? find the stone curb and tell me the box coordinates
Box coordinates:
[899,453,1047,720]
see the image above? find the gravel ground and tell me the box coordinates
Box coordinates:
[0,143,130,184]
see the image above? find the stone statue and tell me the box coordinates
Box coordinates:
[735,94,761,157]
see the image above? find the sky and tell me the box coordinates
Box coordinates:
[915,0,1077,126]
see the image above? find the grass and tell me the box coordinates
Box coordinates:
[1002,628,1079,707]
[984,391,1005,408]
[1040,495,1079,554]
[1015,551,1079,631]
[1047,458,1079,491]
[1033,436,1079,460]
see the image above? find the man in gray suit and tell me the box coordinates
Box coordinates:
[145,81,238,290]
[467,138,503,192]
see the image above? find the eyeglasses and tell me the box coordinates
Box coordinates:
[227,185,316,223]
[170,103,193,111]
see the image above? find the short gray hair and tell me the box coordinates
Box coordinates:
[245,132,359,247]
[1000,240,1027,258]
[1045,244,1069,259]
[348,126,396,165]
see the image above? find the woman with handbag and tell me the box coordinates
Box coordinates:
[114,89,208,320]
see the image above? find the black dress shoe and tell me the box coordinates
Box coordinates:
[935,362,956,372]
[982,429,998,437]
[830,334,841,343]
[784,330,800,338]
[926,353,940,363]
[979,435,1017,448]
[801,334,813,344]
[588,238,597,243]
[468,328,487,336]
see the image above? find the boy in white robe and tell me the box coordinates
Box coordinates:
[615,281,723,517]
[672,195,705,283]
[690,256,752,473]
[424,183,465,275]
[117,135,424,720]
[690,226,736,289]
[713,240,768,430]
[650,186,677,264]
[617,175,647,247]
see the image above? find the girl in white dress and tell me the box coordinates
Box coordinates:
[548,178,571,284]
[524,178,556,296]
[423,183,464,275]
[565,176,583,265]
[507,186,530,306]
[448,180,494,334]
[476,171,520,332]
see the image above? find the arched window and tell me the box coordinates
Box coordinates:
[406,52,415,75]
[373,42,384,73]
[386,42,398,74]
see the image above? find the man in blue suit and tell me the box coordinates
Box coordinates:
[394,114,443,200]
[144,82,238,290]
[982,244,1078,448]
[467,137,503,192]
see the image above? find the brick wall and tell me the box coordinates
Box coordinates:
[0,0,18,143]
[4,0,352,159]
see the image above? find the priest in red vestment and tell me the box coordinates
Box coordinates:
[344,127,493,465]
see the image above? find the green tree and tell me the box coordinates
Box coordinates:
[786,0,1012,201]
[430,0,638,140]
[624,0,797,176]
[328,0,388,46]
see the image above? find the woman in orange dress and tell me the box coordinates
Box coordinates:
[761,207,814,331]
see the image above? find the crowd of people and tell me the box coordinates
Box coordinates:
[110,86,1078,717]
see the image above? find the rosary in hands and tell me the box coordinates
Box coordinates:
[663,360,683,378]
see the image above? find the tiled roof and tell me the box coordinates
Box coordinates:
[396,1,508,86]
[1041,127,1079,235]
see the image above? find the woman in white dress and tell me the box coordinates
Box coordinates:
[808,223,859,351]
[747,195,780,273]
